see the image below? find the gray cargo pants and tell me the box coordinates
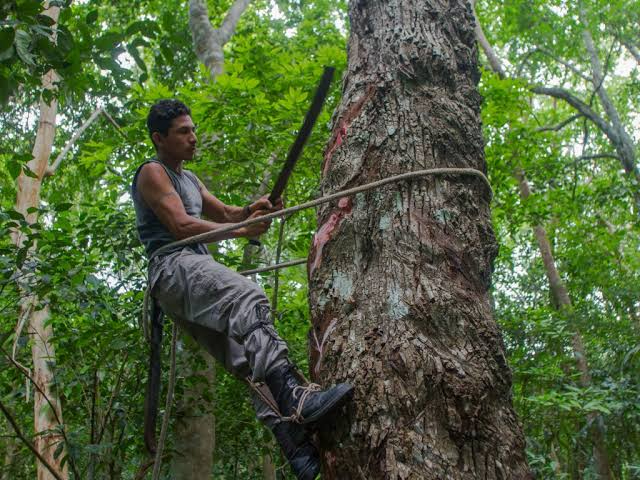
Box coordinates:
[149,248,289,427]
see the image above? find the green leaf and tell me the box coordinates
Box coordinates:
[56,25,74,54]
[14,29,35,67]
[126,44,147,72]
[7,160,21,179]
[0,28,15,52]
[36,14,57,27]
[86,10,99,25]
[0,45,15,62]
[15,0,42,18]
[54,202,73,212]
[22,165,38,178]
[95,31,124,51]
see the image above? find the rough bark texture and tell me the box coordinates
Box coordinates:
[307,2,530,478]
[11,4,67,479]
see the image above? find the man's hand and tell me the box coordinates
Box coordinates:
[248,195,284,215]
[240,209,272,237]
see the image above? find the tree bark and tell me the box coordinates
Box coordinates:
[621,40,640,65]
[308,1,530,478]
[11,3,67,479]
[1,432,17,480]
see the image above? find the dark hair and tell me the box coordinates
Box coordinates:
[146,99,191,146]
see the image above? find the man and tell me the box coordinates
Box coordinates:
[132,99,352,479]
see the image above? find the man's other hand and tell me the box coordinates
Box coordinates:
[250,195,284,213]
[242,209,272,237]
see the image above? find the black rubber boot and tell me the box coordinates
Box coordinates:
[272,421,320,480]
[266,363,353,425]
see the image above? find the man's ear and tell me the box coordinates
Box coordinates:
[151,131,164,148]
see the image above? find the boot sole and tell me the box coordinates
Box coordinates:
[296,460,321,480]
[301,384,354,425]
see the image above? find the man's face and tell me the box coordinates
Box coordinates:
[153,114,197,161]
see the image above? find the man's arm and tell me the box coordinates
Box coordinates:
[137,163,270,240]
[198,178,283,222]
[197,178,245,222]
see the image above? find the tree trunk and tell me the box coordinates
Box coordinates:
[262,449,276,480]
[189,0,252,80]
[166,2,257,475]
[170,339,215,479]
[515,170,612,480]
[11,4,67,479]
[307,1,530,478]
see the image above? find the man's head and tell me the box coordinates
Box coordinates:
[147,99,197,161]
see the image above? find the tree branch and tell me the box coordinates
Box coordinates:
[219,0,252,45]
[0,399,64,480]
[531,86,617,142]
[530,48,591,82]
[578,153,621,161]
[579,2,638,182]
[189,0,252,80]
[470,0,506,78]
[621,40,640,65]
[45,107,103,176]
[535,114,583,132]
[45,108,126,177]
[100,110,127,139]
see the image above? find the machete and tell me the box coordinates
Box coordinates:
[248,66,335,246]
[269,66,335,204]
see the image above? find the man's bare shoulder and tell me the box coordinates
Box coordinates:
[138,162,172,187]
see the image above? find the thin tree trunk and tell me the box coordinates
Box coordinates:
[168,3,256,476]
[170,341,216,479]
[262,449,276,480]
[308,1,530,477]
[1,434,17,480]
[11,3,67,479]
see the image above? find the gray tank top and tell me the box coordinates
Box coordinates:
[131,159,208,257]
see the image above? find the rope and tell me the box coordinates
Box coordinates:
[151,321,178,480]
[150,168,492,258]
[239,258,306,277]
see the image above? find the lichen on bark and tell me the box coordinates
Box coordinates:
[307,1,531,478]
